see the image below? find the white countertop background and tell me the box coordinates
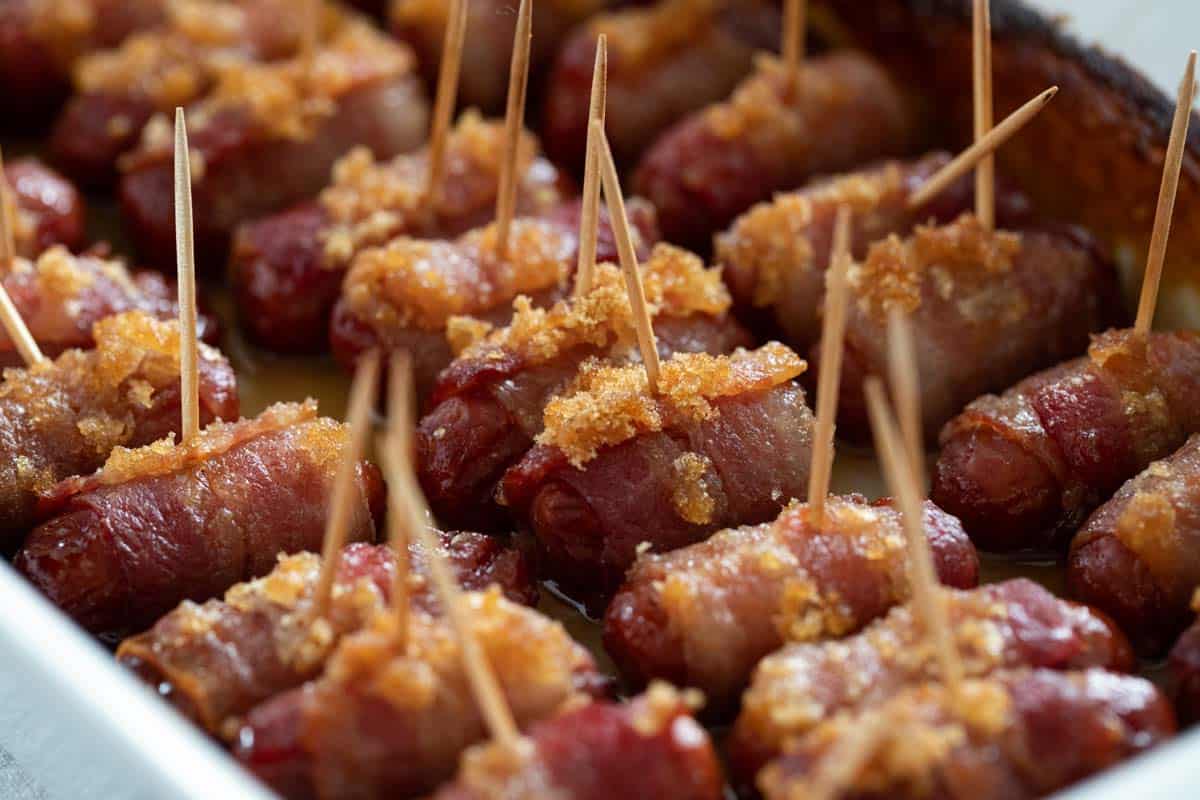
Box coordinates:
[0,2,1195,798]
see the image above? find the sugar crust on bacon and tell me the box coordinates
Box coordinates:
[342,218,579,332]
[447,244,731,362]
[319,112,563,268]
[82,399,328,488]
[716,161,911,307]
[538,342,806,466]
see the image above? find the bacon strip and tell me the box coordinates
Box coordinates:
[0,0,167,124]
[543,0,780,171]
[716,153,1032,348]
[728,578,1134,785]
[234,589,606,799]
[0,311,236,543]
[758,669,1174,800]
[604,495,979,718]
[330,198,659,401]
[0,246,219,367]
[392,0,613,115]
[6,158,86,256]
[1068,434,1200,655]
[1168,604,1200,726]
[230,113,568,352]
[829,215,1123,446]
[14,401,382,641]
[418,245,751,531]
[433,684,723,800]
[634,50,917,250]
[119,16,428,270]
[117,534,536,739]
[500,343,814,604]
[933,329,1200,553]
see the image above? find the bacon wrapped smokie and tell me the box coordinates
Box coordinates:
[231,113,568,352]
[6,157,86,256]
[433,683,723,800]
[0,0,166,124]
[0,246,219,368]
[825,214,1122,446]
[49,0,325,186]
[604,494,979,714]
[716,153,1030,345]
[634,50,917,250]
[1168,597,1200,727]
[418,245,752,532]
[1067,434,1200,655]
[118,534,535,739]
[758,669,1175,800]
[543,0,779,171]
[119,15,428,269]
[392,0,615,115]
[604,494,979,716]
[933,329,1200,553]
[15,400,383,641]
[500,342,815,602]
[728,578,1135,785]
[0,311,235,544]
[235,589,606,799]
[330,197,659,401]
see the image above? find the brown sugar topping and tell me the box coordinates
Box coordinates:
[452,244,730,362]
[716,163,907,307]
[850,213,1022,321]
[342,218,576,332]
[134,16,413,149]
[319,112,555,267]
[538,342,805,466]
[95,399,321,486]
[591,0,717,66]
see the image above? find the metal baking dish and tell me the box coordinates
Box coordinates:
[0,0,1197,796]
[0,562,272,800]
[1,555,1197,799]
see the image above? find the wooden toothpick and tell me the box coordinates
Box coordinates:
[573,34,608,298]
[310,349,381,621]
[0,286,43,367]
[423,0,469,205]
[806,206,852,522]
[0,146,15,269]
[594,121,660,392]
[0,147,44,366]
[379,356,521,748]
[865,377,964,698]
[782,0,807,93]
[493,0,533,262]
[908,86,1058,210]
[804,710,888,800]
[887,309,925,485]
[972,0,995,229]
[384,352,414,646]
[1135,50,1197,336]
[173,108,200,445]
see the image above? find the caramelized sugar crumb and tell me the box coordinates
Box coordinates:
[592,0,717,65]
[320,112,548,267]
[671,452,716,525]
[850,213,1022,320]
[320,587,591,716]
[134,15,412,148]
[717,164,905,306]
[97,399,320,486]
[457,244,730,364]
[1115,489,1181,586]
[539,343,805,467]
[343,218,575,332]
